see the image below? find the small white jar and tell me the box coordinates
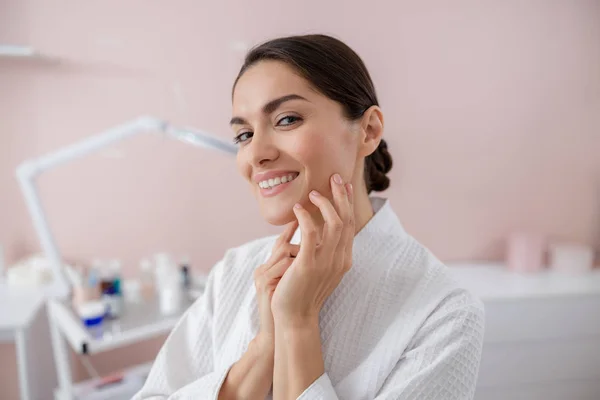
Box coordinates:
[549,243,595,274]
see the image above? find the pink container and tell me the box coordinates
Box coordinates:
[506,233,546,273]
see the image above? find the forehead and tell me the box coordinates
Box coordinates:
[232,60,314,113]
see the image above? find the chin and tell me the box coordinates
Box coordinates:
[260,206,297,226]
[258,192,310,226]
[254,181,311,225]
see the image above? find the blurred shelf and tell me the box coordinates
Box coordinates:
[49,280,205,399]
[447,262,600,301]
[0,45,40,58]
[48,294,196,355]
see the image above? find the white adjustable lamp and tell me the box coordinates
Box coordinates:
[16,116,237,299]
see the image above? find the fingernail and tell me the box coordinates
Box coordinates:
[294,203,302,209]
[346,183,353,196]
[310,190,320,198]
[333,174,343,185]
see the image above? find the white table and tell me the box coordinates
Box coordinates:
[47,264,600,399]
[448,263,600,400]
[0,285,52,400]
[48,296,196,400]
[448,262,600,300]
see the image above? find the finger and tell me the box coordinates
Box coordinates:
[285,243,300,258]
[267,221,299,264]
[330,175,353,235]
[330,174,350,216]
[264,257,294,281]
[329,175,354,263]
[276,220,299,247]
[308,190,343,246]
[293,203,318,260]
[265,243,300,269]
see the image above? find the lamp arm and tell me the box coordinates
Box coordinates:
[15,116,236,299]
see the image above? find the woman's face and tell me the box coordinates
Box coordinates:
[232,60,362,226]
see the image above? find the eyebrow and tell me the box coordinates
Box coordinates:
[230,94,308,126]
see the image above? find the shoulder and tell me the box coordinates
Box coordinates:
[386,234,485,326]
[409,263,485,354]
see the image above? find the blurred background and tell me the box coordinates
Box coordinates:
[1,1,599,399]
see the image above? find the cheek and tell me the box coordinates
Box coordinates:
[293,129,354,180]
[292,131,329,172]
[236,152,250,180]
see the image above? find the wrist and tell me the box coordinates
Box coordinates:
[252,333,275,358]
[219,334,274,399]
[274,312,320,333]
[273,314,324,398]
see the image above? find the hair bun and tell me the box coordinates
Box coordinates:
[365,139,393,193]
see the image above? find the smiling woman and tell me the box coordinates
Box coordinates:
[133,34,484,400]
[230,36,391,228]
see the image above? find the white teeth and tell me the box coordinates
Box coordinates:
[259,173,297,189]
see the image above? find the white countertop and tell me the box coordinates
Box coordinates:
[48,295,195,354]
[447,262,600,301]
[21,264,600,350]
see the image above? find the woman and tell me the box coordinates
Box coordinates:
[134,34,484,400]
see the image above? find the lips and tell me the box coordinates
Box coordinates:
[258,172,299,189]
[254,171,299,197]
[253,170,299,183]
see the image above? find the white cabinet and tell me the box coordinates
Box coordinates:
[449,264,600,400]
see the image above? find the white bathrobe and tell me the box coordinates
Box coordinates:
[134,197,485,400]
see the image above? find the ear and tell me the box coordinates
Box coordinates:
[358,106,384,158]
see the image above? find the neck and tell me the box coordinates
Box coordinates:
[352,191,375,234]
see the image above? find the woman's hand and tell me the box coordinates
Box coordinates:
[220,223,299,400]
[220,227,299,400]
[253,220,300,348]
[271,174,354,327]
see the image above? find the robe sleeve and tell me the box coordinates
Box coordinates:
[296,291,485,400]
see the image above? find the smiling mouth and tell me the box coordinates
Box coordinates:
[258,172,299,189]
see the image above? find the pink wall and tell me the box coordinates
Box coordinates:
[1,1,599,398]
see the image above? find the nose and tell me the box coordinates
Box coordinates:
[248,130,278,167]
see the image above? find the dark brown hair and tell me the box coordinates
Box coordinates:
[233,34,392,193]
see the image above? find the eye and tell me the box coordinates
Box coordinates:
[233,131,253,144]
[276,115,302,127]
